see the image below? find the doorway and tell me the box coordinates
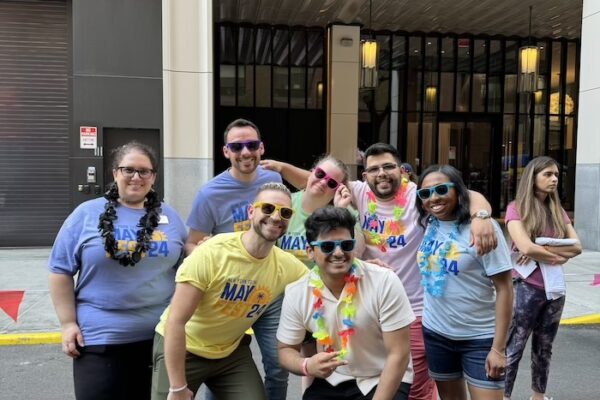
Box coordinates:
[438,115,502,215]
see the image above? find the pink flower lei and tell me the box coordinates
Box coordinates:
[364,177,409,252]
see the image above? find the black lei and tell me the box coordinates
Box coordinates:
[98,183,162,267]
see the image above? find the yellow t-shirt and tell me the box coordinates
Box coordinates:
[156,232,307,359]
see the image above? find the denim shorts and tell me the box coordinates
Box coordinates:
[422,326,504,390]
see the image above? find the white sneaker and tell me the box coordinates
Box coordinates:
[528,397,553,400]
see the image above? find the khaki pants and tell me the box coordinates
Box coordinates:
[151,333,266,400]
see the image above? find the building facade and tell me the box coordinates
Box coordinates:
[1,0,597,249]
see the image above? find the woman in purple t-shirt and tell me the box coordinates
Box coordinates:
[503,156,581,400]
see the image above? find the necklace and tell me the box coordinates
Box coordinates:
[364,177,409,252]
[309,262,359,360]
[98,183,162,267]
[417,217,460,297]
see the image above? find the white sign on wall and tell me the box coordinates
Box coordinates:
[449,146,456,160]
[80,126,97,149]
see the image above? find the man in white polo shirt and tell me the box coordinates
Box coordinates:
[277,206,415,399]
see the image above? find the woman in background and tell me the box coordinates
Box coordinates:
[503,156,581,400]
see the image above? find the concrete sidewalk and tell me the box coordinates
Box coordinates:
[1,247,599,345]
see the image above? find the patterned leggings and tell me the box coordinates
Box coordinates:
[504,280,565,397]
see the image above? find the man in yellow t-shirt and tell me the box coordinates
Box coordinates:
[151,183,307,400]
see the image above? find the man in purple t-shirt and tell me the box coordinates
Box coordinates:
[184,118,285,400]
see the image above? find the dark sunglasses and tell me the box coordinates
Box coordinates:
[416,183,456,200]
[253,202,294,220]
[310,239,356,254]
[226,140,262,152]
[314,167,340,190]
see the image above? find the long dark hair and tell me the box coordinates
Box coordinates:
[416,164,471,228]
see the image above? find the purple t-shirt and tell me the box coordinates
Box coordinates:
[505,201,571,289]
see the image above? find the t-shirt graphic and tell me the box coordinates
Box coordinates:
[361,214,408,250]
[111,225,171,258]
[187,167,282,234]
[416,237,461,277]
[230,202,251,232]
[217,278,272,318]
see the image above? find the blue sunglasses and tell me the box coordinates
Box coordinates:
[310,239,356,254]
[416,183,455,200]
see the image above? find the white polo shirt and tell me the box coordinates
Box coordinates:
[277,259,416,395]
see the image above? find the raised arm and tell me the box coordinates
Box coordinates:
[164,282,204,400]
[372,326,411,400]
[485,270,513,379]
[49,273,84,358]
[467,190,497,255]
[260,159,310,190]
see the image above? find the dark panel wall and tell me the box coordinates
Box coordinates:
[70,0,163,207]
[0,0,70,246]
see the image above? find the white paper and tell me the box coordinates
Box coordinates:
[535,237,577,246]
[511,252,537,278]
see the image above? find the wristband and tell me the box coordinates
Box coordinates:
[169,384,188,393]
[301,357,310,376]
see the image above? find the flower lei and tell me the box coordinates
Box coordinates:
[417,217,460,297]
[98,183,162,267]
[365,177,409,252]
[309,263,359,360]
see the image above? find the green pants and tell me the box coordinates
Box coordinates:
[151,333,266,400]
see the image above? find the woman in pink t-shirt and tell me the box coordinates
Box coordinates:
[503,156,581,400]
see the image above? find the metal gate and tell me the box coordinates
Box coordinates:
[0,0,69,246]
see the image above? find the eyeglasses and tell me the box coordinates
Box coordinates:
[226,140,262,153]
[116,166,155,179]
[253,202,294,220]
[416,183,456,200]
[364,163,398,176]
[314,167,340,190]
[310,239,356,254]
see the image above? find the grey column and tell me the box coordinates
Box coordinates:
[574,0,600,250]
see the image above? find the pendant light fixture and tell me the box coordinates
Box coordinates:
[360,0,378,88]
[518,6,539,93]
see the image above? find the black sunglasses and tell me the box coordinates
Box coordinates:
[416,183,455,200]
[310,239,356,254]
[253,202,294,220]
[314,167,340,190]
[226,140,262,152]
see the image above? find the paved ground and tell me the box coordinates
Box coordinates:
[2,247,599,339]
[2,325,599,400]
[0,247,599,400]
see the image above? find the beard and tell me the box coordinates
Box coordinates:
[252,217,286,243]
[369,177,400,200]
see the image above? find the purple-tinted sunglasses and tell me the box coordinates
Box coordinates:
[226,140,262,152]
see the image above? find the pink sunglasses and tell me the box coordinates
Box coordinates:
[314,167,340,190]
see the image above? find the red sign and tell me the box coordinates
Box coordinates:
[80,126,97,149]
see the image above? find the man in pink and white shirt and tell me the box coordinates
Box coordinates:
[263,143,497,400]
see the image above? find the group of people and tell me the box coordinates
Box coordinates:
[48,118,581,400]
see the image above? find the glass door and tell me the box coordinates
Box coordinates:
[438,116,501,214]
